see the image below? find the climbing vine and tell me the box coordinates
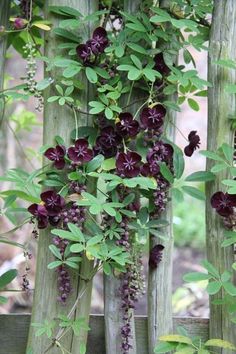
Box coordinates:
[0,1,236,354]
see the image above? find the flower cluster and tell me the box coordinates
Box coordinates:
[211,192,236,217]
[77,27,108,65]
[149,244,165,269]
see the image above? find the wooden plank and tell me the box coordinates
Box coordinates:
[26,1,98,353]
[147,1,176,353]
[206,1,236,352]
[0,314,209,354]
[103,1,142,353]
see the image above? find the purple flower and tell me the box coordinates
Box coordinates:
[116,113,140,138]
[68,138,93,164]
[211,192,236,217]
[89,27,108,55]
[41,190,65,216]
[140,105,166,130]
[154,53,170,75]
[184,131,200,157]
[76,43,92,65]
[13,17,25,30]
[28,204,48,229]
[99,126,122,147]
[116,152,141,178]
[94,138,117,158]
[149,244,164,269]
[142,142,173,177]
[44,145,66,169]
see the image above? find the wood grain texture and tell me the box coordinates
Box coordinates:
[147,1,175,353]
[26,1,98,353]
[206,1,236,352]
[103,1,142,353]
[0,314,209,354]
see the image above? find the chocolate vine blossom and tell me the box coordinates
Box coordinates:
[211,191,236,217]
[28,204,48,229]
[140,105,166,130]
[68,138,93,164]
[116,112,140,138]
[141,141,173,177]
[149,244,165,269]
[154,53,170,76]
[116,152,141,178]
[41,190,65,216]
[44,145,66,169]
[184,131,200,157]
[77,27,108,65]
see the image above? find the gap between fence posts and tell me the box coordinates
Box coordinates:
[206,1,236,352]
[26,1,98,353]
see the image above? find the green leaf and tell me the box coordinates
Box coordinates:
[130,54,142,69]
[47,261,62,269]
[206,281,222,295]
[127,43,147,55]
[187,98,199,111]
[185,171,215,182]
[101,157,116,171]
[221,143,234,162]
[159,162,174,183]
[223,282,236,296]
[201,260,220,278]
[103,262,112,275]
[70,244,85,253]
[63,65,81,78]
[115,45,125,58]
[211,164,227,173]
[128,68,141,81]
[51,229,80,242]
[183,272,212,282]
[0,269,17,289]
[200,150,225,162]
[181,186,205,201]
[80,343,86,354]
[49,6,82,18]
[154,342,176,353]
[36,78,53,91]
[86,155,104,173]
[49,245,62,260]
[213,59,236,69]
[159,335,192,345]
[68,223,85,242]
[126,22,147,32]
[89,101,105,114]
[0,296,8,304]
[173,147,185,179]
[53,28,79,42]
[205,339,236,350]
[85,67,98,83]
[105,107,113,120]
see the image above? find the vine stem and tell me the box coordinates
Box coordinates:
[72,106,78,140]
[43,263,101,354]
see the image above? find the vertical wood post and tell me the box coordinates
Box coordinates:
[147,1,175,353]
[206,1,236,351]
[0,1,10,174]
[104,2,142,353]
[27,1,98,353]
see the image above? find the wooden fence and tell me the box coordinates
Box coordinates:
[1,0,236,353]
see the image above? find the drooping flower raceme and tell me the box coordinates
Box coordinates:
[149,244,165,269]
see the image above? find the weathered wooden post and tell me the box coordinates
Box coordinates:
[0,0,10,174]
[103,1,142,353]
[206,0,236,351]
[26,1,98,353]
[147,1,175,353]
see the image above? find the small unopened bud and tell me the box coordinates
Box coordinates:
[13,18,25,30]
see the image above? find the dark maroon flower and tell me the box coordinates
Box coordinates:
[116,152,141,178]
[99,126,122,147]
[149,244,165,269]
[143,142,173,176]
[13,17,25,30]
[140,105,166,130]
[116,113,140,138]
[40,190,65,216]
[184,131,201,157]
[94,138,117,158]
[154,53,170,75]
[76,43,92,65]
[28,204,48,229]
[44,145,66,170]
[68,138,93,164]
[89,27,108,55]
[211,191,236,217]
